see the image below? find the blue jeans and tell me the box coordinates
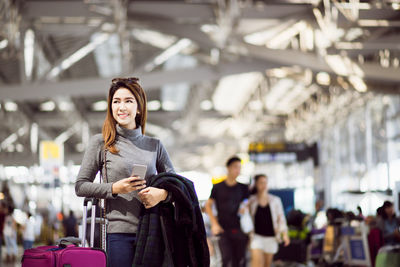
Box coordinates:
[23,240,34,250]
[107,233,136,267]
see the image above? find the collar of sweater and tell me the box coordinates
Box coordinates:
[116,124,143,141]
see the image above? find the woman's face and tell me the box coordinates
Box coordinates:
[385,205,394,217]
[112,88,138,129]
[256,176,268,193]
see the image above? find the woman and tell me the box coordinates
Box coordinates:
[248,174,290,267]
[75,77,174,267]
[3,205,18,263]
[378,201,400,245]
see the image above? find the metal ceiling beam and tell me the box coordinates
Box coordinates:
[0,58,277,101]
[128,1,215,21]
[33,110,229,128]
[128,2,312,21]
[240,4,312,19]
[23,1,101,18]
[135,20,215,51]
[33,24,99,36]
[244,43,400,83]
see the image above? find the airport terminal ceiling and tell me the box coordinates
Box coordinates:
[0,0,400,171]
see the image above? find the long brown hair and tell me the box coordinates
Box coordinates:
[102,77,147,154]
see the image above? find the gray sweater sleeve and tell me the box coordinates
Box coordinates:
[156,140,175,173]
[75,135,116,199]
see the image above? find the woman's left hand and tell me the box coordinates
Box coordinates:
[138,187,168,209]
[283,233,290,247]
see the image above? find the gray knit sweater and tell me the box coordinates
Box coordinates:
[75,124,174,234]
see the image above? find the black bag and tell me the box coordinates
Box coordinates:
[274,239,307,263]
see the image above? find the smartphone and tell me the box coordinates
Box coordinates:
[131,164,147,180]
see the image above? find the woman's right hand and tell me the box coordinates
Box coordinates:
[111,176,146,194]
[211,222,224,236]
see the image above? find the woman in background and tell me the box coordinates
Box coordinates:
[3,205,17,262]
[248,174,290,267]
[378,201,400,245]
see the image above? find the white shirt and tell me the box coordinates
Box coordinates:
[23,216,36,241]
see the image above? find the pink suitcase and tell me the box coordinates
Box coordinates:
[22,198,107,267]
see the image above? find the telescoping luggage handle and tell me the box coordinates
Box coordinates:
[82,197,98,248]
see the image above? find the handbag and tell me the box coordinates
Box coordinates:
[240,208,254,234]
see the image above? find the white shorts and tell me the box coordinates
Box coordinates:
[250,234,278,254]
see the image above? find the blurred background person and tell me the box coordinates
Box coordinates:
[248,174,289,267]
[0,202,6,262]
[205,156,250,267]
[3,205,18,263]
[63,210,78,238]
[378,201,400,245]
[22,212,36,250]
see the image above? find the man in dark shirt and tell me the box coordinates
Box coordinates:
[206,156,249,267]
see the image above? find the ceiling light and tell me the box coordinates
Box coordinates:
[393,3,400,10]
[213,72,263,114]
[265,78,295,111]
[336,2,371,9]
[147,100,161,111]
[131,29,176,50]
[92,100,107,111]
[40,101,56,111]
[358,20,390,27]
[15,144,24,153]
[325,55,364,77]
[248,100,263,111]
[316,72,330,86]
[345,28,363,41]
[4,101,18,111]
[267,21,307,49]
[58,100,74,111]
[210,48,220,65]
[335,42,363,50]
[200,24,219,33]
[0,39,8,50]
[162,101,177,111]
[200,100,213,111]
[244,20,296,46]
[300,25,314,51]
[144,38,192,72]
[267,68,289,78]
[393,58,399,68]
[24,29,35,81]
[75,143,85,152]
[349,75,367,92]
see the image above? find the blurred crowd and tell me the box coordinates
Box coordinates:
[0,176,398,267]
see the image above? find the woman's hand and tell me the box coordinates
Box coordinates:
[282,233,290,247]
[138,187,168,209]
[112,176,146,194]
[211,222,224,236]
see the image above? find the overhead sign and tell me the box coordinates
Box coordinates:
[40,141,63,165]
[39,141,64,187]
[248,142,319,166]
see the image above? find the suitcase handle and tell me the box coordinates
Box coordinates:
[57,237,82,247]
[82,198,98,248]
